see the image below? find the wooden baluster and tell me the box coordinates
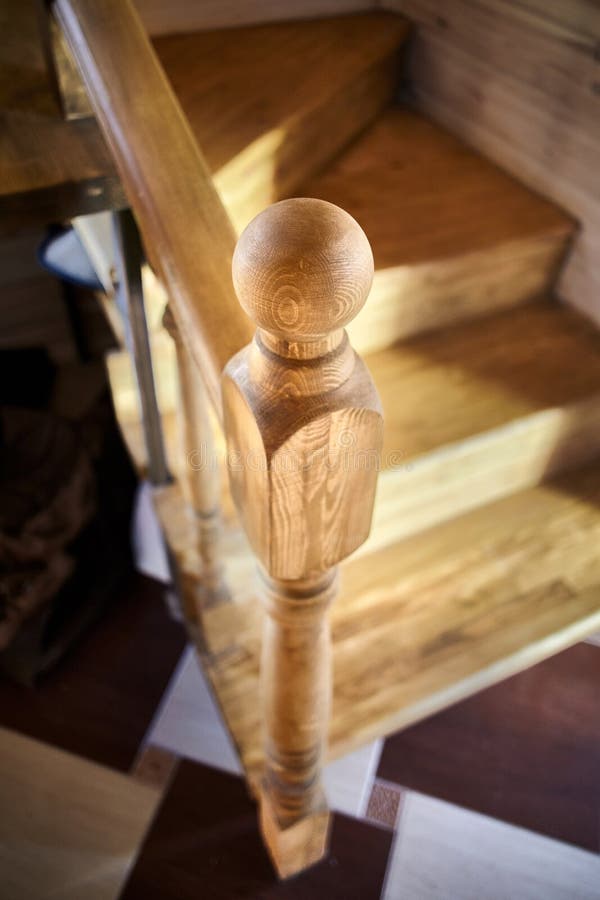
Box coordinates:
[222,198,383,877]
[163,306,230,621]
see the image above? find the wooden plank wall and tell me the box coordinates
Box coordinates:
[133,0,375,36]
[383,0,600,325]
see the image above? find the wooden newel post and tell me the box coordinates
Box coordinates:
[222,198,383,877]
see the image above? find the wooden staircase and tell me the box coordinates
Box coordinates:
[52,4,600,878]
[104,7,600,776]
[106,13,600,721]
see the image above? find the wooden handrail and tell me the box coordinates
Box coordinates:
[53,0,254,416]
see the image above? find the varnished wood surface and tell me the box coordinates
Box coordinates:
[105,309,600,782]
[225,199,381,577]
[372,301,600,465]
[108,298,600,550]
[0,2,124,230]
[299,108,573,352]
[106,321,600,782]
[392,0,600,326]
[56,0,254,414]
[134,0,377,36]
[203,463,600,775]
[222,198,383,875]
[154,14,409,232]
[0,727,159,900]
[0,8,406,237]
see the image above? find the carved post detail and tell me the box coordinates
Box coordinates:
[163,306,229,617]
[222,198,383,877]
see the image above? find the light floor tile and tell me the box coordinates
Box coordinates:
[324,738,383,817]
[383,790,600,900]
[0,727,159,900]
[147,645,243,774]
[131,482,171,583]
[148,645,383,816]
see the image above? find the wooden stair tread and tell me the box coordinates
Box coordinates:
[0,10,406,232]
[110,301,600,476]
[154,13,409,231]
[300,108,573,267]
[0,727,159,899]
[107,299,600,548]
[201,462,600,773]
[370,300,600,465]
[298,108,574,351]
[105,313,600,778]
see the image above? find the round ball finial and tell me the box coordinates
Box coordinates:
[232,198,374,341]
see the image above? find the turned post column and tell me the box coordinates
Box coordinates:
[163,306,229,618]
[222,198,383,878]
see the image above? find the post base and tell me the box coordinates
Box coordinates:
[259,789,331,879]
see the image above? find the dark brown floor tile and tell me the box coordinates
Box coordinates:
[377,644,600,851]
[365,780,403,830]
[0,574,186,771]
[120,758,393,900]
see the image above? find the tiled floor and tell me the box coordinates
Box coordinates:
[121,760,394,900]
[147,644,384,818]
[2,577,600,898]
[383,792,600,900]
[136,639,600,898]
[0,573,185,771]
[378,644,600,852]
[0,727,160,900]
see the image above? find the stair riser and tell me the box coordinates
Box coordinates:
[365,396,600,553]
[217,54,402,234]
[349,233,570,355]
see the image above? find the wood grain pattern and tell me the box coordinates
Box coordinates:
[153,14,409,232]
[108,299,600,552]
[0,9,406,239]
[200,462,600,778]
[105,310,600,792]
[222,199,383,877]
[224,199,382,577]
[134,0,377,36]
[55,0,254,414]
[371,301,600,466]
[510,0,600,44]
[362,301,600,547]
[0,727,159,900]
[390,0,600,325]
[112,460,600,781]
[299,108,573,352]
[36,2,94,119]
